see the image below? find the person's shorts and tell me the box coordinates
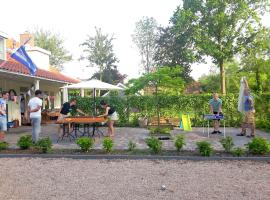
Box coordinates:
[0,117,7,132]
[108,112,118,121]
[213,112,223,121]
[244,111,255,124]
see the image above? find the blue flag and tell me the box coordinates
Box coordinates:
[11,45,37,75]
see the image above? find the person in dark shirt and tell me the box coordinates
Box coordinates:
[98,100,118,137]
[60,98,86,116]
[57,98,86,135]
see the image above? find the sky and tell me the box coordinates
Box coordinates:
[1,0,269,81]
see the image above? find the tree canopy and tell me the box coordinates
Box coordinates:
[91,66,127,85]
[33,29,72,71]
[132,16,158,73]
[170,0,270,94]
[126,66,184,96]
[80,27,119,82]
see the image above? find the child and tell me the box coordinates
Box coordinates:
[99,100,118,137]
[209,92,223,134]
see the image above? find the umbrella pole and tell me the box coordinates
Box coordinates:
[94,88,96,116]
[93,88,96,136]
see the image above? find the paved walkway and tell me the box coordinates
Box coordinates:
[4,124,270,151]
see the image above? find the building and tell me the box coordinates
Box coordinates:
[0,31,79,125]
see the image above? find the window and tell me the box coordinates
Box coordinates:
[0,38,5,60]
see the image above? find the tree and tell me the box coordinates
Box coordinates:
[33,29,72,71]
[199,61,242,93]
[80,27,119,82]
[177,0,270,94]
[126,67,184,128]
[154,7,201,83]
[91,66,127,85]
[241,28,270,93]
[132,17,158,73]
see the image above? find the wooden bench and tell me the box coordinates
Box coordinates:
[167,118,180,127]
[147,117,174,129]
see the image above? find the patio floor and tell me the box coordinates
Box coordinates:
[3,124,270,151]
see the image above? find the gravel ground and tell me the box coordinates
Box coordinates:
[0,158,269,200]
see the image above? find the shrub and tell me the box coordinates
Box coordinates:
[246,136,270,155]
[75,94,270,129]
[174,135,185,152]
[128,140,136,151]
[103,137,114,153]
[76,137,94,152]
[145,136,162,154]
[17,135,32,149]
[232,147,245,157]
[35,137,52,153]
[196,141,213,156]
[220,136,234,152]
[0,141,9,150]
[149,127,171,135]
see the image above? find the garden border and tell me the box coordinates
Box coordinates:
[0,154,270,161]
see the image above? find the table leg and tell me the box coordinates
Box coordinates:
[57,123,70,142]
[92,123,96,137]
[207,120,209,138]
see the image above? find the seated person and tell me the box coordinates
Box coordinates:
[57,98,86,134]
[209,92,223,134]
[98,100,118,137]
[237,88,256,137]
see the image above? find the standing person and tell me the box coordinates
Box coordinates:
[28,90,43,143]
[209,92,223,134]
[0,91,9,140]
[57,98,86,135]
[20,94,26,123]
[99,100,118,137]
[237,88,256,137]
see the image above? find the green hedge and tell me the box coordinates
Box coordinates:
[75,94,270,130]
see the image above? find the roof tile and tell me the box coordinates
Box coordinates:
[0,58,79,84]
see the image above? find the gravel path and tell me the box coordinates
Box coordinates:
[0,158,269,200]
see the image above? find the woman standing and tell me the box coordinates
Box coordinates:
[99,100,118,137]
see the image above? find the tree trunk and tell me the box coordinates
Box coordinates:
[219,60,226,94]
[98,68,103,96]
[146,43,150,73]
[155,84,160,130]
[255,69,262,94]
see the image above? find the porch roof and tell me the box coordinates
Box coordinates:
[0,59,80,84]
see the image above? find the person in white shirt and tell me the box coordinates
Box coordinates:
[0,91,9,140]
[28,90,43,143]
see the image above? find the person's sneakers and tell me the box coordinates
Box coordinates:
[211,131,217,134]
[217,130,222,134]
[247,135,255,138]
[236,133,246,136]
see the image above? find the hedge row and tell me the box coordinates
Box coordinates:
[75,94,270,130]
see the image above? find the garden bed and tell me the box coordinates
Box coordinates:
[1,148,270,158]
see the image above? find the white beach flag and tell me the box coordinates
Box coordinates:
[238,77,248,113]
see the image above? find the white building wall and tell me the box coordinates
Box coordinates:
[26,46,51,71]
